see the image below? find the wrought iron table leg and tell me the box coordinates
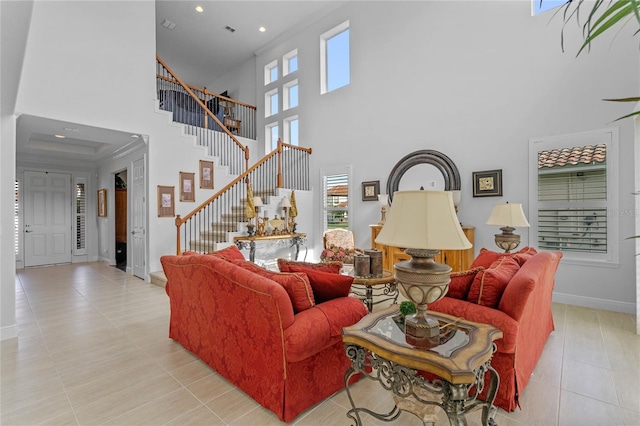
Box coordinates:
[365,286,373,312]
[249,241,256,262]
[481,366,500,426]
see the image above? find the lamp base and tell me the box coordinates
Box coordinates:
[404,312,441,348]
[494,227,521,253]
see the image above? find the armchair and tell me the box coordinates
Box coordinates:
[321,229,363,264]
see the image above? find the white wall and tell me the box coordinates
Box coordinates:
[208,56,257,106]
[247,1,638,313]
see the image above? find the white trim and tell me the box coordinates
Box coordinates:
[552,291,635,315]
[320,20,349,95]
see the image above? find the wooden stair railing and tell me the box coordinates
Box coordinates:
[156,55,250,175]
[175,140,312,254]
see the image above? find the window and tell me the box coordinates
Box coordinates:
[75,178,87,254]
[264,60,278,85]
[284,116,298,146]
[283,80,298,110]
[266,122,279,151]
[321,21,350,94]
[532,0,565,15]
[283,49,298,76]
[321,166,351,231]
[529,128,619,264]
[265,89,278,117]
[14,180,19,255]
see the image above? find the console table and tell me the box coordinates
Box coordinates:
[370,224,475,272]
[234,233,306,263]
[342,305,502,425]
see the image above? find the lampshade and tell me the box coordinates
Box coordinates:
[375,190,471,251]
[281,197,291,208]
[378,194,389,207]
[486,203,530,227]
[253,196,263,207]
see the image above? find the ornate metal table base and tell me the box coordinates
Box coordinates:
[344,344,499,426]
[350,282,399,312]
[234,234,306,263]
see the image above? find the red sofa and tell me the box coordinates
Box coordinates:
[428,249,562,412]
[161,253,368,423]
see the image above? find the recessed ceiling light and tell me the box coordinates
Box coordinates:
[54,134,65,139]
[259,26,266,32]
[161,19,177,30]
[195,6,203,13]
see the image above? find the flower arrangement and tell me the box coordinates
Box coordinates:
[320,244,356,264]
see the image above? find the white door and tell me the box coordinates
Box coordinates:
[131,157,146,278]
[24,171,72,266]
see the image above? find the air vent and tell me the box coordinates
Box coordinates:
[224,25,236,33]
[161,19,177,30]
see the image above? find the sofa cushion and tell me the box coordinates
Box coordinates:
[277,258,342,274]
[227,259,315,313]
[513,246,538,266]
[469,248,509,269]
[467,256,520,308]
[447,267,485,300]
[300,269,354,304]
[208,244,246,261]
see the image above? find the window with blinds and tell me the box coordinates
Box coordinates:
[529,127,620,266]
[75,180,87,254]
[322,168,350,231]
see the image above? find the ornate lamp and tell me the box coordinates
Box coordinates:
[486,202,530,253]
[378,194,388,225]
[375,190,471,348]
[281,196,292,233]
[253,196,263,216]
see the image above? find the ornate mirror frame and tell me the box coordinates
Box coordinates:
[386,150,461,203]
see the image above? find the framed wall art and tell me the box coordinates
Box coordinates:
[97,188,107,217]
[200,160,214,189]
[472,169,503,197]
[180,172,195,202]
[362,180,380,201]
[157,186,175,217]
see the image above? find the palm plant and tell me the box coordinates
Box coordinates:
[553,0,640,120]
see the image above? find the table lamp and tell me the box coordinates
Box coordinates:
[378,194,389,225]
[281,196,292,233]
[375,190,471,347]
[486,202,530,253]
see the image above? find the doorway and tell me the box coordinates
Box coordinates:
[115,171,127,271]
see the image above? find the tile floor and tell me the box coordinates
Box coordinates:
[1,262,639,425]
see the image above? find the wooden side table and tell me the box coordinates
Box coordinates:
[347,270,398,312]
[342,306,502,425]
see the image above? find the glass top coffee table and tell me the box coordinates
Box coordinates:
[342,305,503,426]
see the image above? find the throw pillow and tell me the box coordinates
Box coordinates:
[447,267,485,300]
[207,244,246,261]
[227,259,315,313]
[467,256,520,308]
[277,258,342,274]
[300,268,354,304]
[470,248,507,269]
[513,246,538,266]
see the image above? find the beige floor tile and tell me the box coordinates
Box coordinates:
[530,349,562,389]
[160,404,225,426]
[169,358,216,386]
[558,390,623,426]
[505,378,560,425]
[0,392,73,426]
[186,372,236,403]
[621,407,640,426]
[561,358,618,405]
[205,387,261,424]
[610,368,640,413]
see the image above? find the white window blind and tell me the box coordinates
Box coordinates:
[75,180,87,253]
[14,180,19,255]
[322,171,349,230]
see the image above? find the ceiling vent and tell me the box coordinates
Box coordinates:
[224,25,236,33]
[161,19,177,30]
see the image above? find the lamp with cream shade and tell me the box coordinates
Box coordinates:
[281,197,292,233]
[378,194,388,225]
[486,202,530,253]
[375,190,471,348]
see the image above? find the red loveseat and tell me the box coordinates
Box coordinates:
[428,249,562,412]
[161,252,368,423]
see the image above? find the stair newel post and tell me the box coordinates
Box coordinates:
[277,139,284,189]
[175,215,182,255]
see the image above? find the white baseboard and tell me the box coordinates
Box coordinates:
[553,292,636,315]
[1,324,18,341]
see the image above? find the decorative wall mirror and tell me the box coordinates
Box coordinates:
[386,150,461,203]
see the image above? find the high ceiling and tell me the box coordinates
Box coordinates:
[17,1,343,164]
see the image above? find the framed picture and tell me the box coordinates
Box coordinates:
[200,160,214,189]
[157,186,175,217]
[97,189,107,217]
[180,172,195,202]
[362,180,380,201]
[472,169,503,197]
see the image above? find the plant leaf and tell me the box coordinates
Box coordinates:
[603,97,640,102]
[577,2,636,55]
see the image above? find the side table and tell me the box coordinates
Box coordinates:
[342,305,502,426]
[347,269,398,312]
[234,233,307,263]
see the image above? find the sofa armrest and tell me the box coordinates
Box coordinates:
[284,297,368,363]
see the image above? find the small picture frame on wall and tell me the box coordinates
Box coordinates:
[157,186,175,217]
[362,180,380,201]
[200,160,214,189]
[472,169,503,197]
[97,189,107,217]
[180,172,195,202]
